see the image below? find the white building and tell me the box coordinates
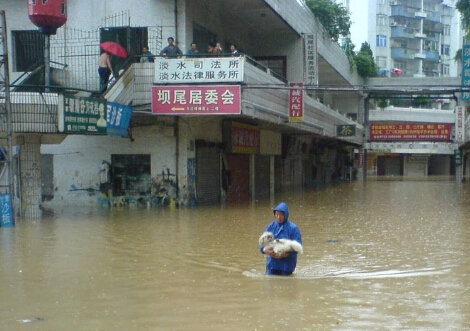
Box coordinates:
[349,0,464,77]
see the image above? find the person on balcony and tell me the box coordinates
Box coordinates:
[186,42,199,57]
[98,51,113,93]
[160,37,182,58]
[140,46,154,63]
[230,44,240,57]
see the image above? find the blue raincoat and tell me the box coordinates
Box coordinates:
[260,202,302,274]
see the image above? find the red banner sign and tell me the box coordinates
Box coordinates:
[231,122,260,154]
[289,83,304,122]
[370,123,451,141]
[152,85,241,115]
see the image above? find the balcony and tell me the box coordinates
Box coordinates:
[423,50,439,62]
[415,11,427,18]
[127,56,363,143]
[391,47,414,60]
[391,26,416,39]
[414,53,426,59]
[424,11,440,23]
[424,32,440,42]
[391,6,420,19]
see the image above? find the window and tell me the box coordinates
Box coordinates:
[377,15,386,26]
[441,44,450,56]
[443,25,450,36]
[394,62,405,70]
[376,35,387,47]
[376,56,387,69]
[12,30,45,72]
[441,64,450,76]
[111,154,151,196]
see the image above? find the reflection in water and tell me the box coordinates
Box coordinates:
[1,181,469,330]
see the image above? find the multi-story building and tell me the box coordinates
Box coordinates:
[349,0,463,77]
[0,0,366,216]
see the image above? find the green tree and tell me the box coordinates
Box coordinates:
[353,42,378,78]
[456,0,470,38]
[306,0,351,42]
[342,38,356,72]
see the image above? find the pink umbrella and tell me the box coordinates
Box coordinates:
[100,41,128,58]
[391,68,403,76]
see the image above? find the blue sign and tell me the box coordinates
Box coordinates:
[462,45,470,101]
[0,194,14,227]
[107,102,133,137]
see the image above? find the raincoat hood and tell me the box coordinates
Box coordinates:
[273,202,289,222]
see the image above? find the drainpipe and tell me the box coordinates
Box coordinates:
[175,117,179,200]
[174,0,178,43]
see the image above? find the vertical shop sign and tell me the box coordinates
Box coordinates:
[455,106,465,143]
[0,194,14,227]
[304,33,318,85]
[462,45,470,101]
[289,83,304,122]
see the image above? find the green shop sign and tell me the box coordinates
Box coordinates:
[60,95,107,134]
[454,149,461,166]
[336,125,356,137]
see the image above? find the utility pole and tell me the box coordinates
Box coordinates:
[0,10,16,226]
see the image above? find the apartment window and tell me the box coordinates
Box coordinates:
[376,56,387,69]
[441,44,450,56]
[394,62,405,70]
[441,64,450,76]
[12,30,45,72]
[377,15,387,26]
[376,35,387,47]
[443,25,450,36]
[424,41,438,51]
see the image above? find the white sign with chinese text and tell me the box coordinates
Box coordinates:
[455,106,465,143]
[304,33,318,86]
[154,57,245,84]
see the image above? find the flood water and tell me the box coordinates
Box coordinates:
[1,181,470,331]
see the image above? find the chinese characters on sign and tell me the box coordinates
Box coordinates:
[304,34,318,85]
[336,125,356,137]
[107,102,133,137]
[462,45,470,101]
[154,57,244,84]
[60,95,107,134]
[455,106,465,143]
[152,85,241,115]
[0,194,14,227]
[370,123,451,140]
[289,83,304,122]
[231,122,260,154]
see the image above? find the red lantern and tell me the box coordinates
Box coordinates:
[28,0,67,35]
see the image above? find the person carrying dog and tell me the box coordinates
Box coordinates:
[259,202,302,276]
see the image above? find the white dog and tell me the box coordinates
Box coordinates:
[259,232,303,255]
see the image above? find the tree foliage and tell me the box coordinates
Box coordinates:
[353,42,378,78]
[456,0,470,38]
[306,0,351,41]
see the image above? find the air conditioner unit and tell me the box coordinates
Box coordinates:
[390,22,398,27]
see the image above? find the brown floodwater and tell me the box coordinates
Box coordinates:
[1,181,470,331]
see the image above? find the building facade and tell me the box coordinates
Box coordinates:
[1,0,366,216]
[349,0,463,78]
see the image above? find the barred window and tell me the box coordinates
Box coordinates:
[12,30,45,72]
